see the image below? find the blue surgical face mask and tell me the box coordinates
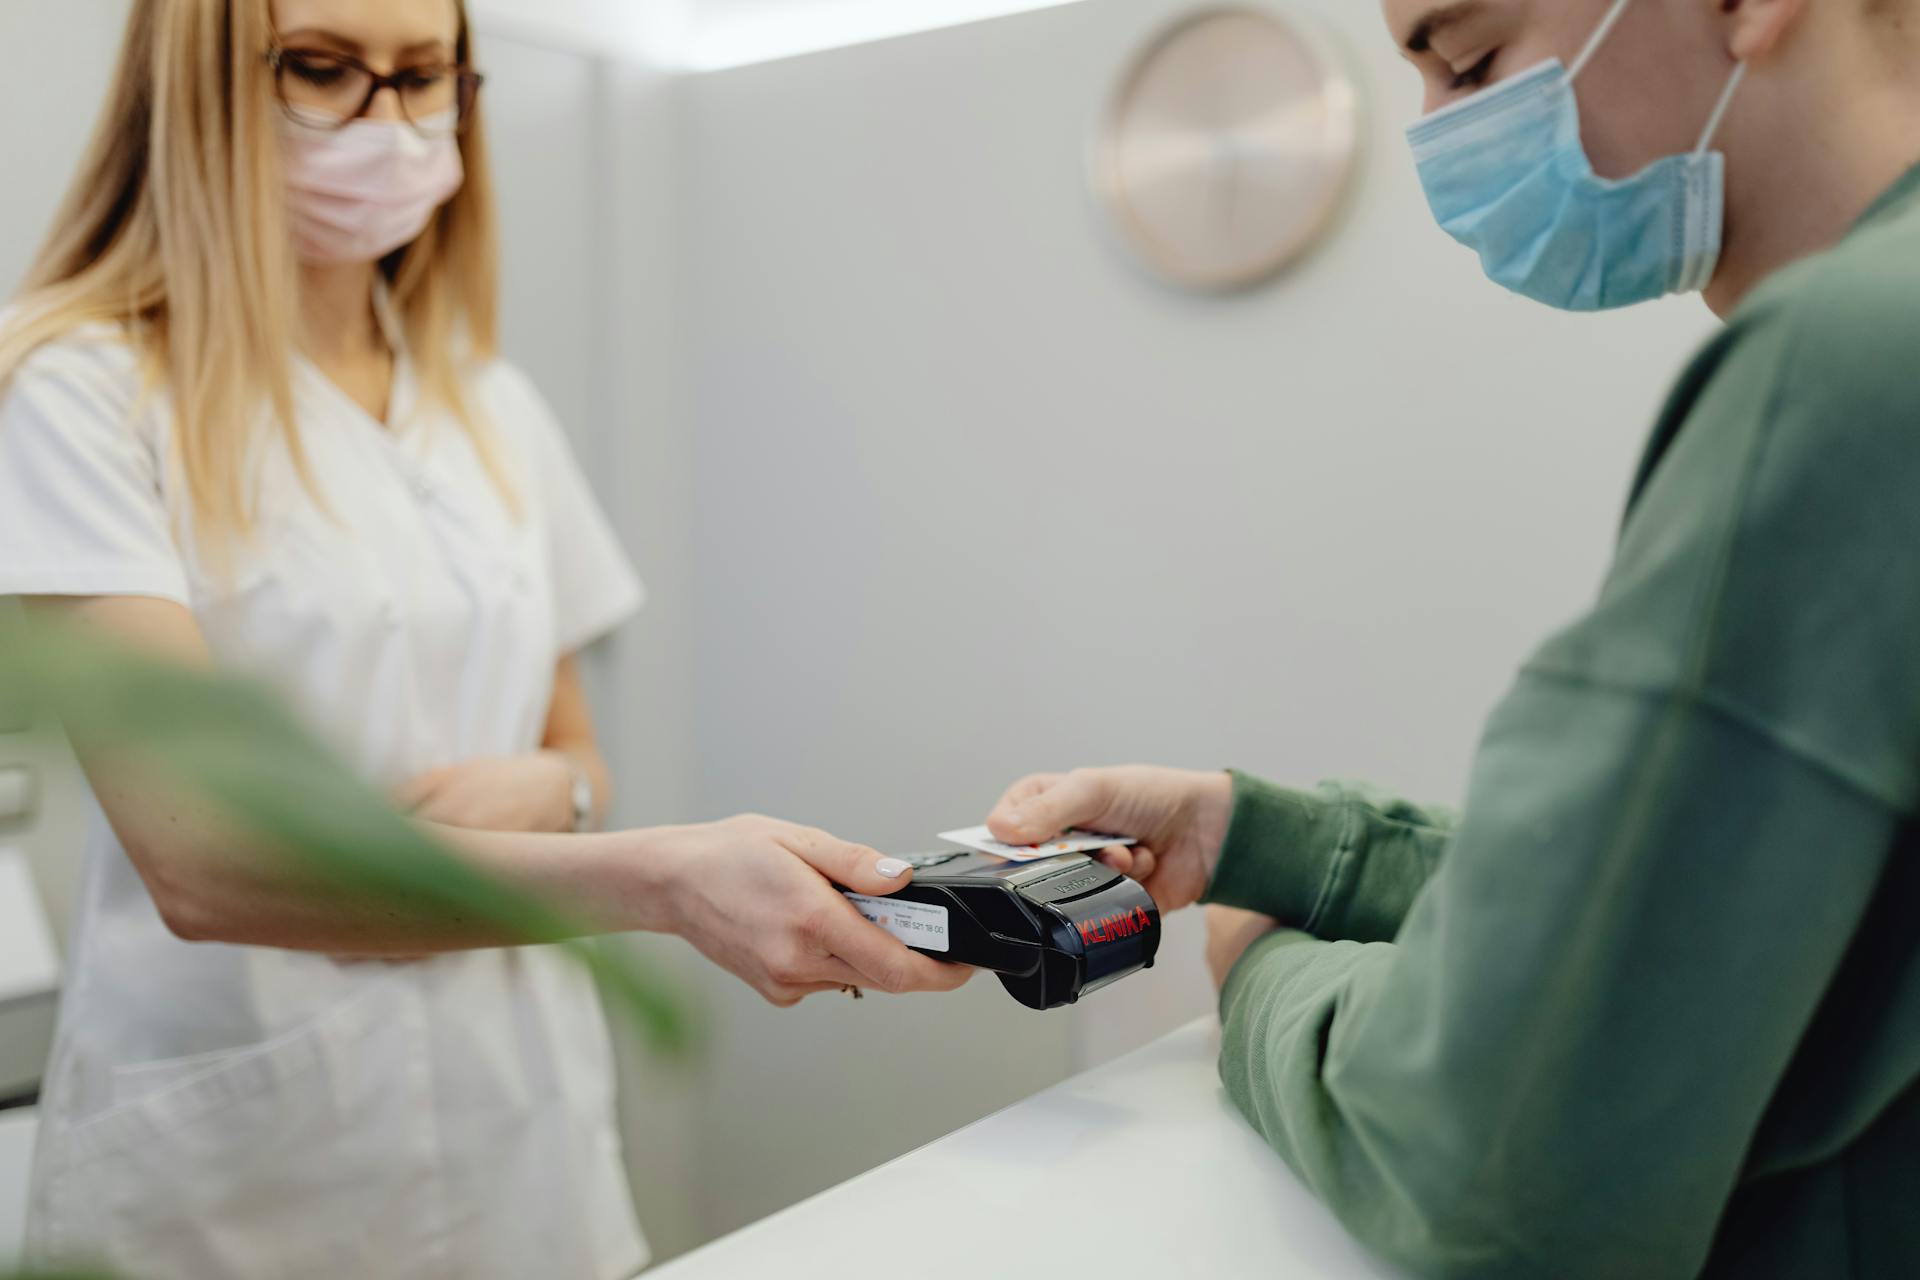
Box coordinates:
[1405,0,1747,311]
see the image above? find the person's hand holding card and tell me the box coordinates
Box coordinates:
[936,825,1139,863]
[985,766,1235,912]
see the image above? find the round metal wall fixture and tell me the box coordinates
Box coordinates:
[1096,6,1362,292]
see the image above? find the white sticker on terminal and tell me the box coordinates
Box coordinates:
[845,894,950,953]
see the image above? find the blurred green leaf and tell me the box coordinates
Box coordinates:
[0,613,696,1055]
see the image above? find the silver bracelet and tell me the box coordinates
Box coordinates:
[564,757,597,833]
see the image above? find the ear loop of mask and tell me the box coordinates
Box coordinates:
[1692,62,1748,155]
[1568,0,1638,81]
[1566,0,1748,155]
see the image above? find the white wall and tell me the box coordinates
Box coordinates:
[671,0,1717,1235]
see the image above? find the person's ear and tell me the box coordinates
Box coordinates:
[1719,0,1808,62]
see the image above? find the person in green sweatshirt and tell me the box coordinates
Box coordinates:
[982,0,1920,1276]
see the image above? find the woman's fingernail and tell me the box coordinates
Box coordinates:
[876,857,910,879]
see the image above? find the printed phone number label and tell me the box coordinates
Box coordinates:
[844,895,950,953]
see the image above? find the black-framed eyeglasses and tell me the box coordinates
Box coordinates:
[266,45,485,139]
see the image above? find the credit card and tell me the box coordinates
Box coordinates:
[936,825,1138,863]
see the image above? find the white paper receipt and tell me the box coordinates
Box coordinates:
[845,894,951,953]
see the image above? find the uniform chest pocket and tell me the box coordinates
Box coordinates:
[197,503,404,628]
[52,982,450,1280]
[194,488,544,671]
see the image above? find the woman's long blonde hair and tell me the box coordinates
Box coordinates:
[0,0,511,543]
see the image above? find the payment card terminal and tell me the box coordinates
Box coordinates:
[844,850,1161,1010]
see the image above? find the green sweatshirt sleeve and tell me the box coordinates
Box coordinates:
[1205,775,1456,943]
[1209,231,1920,1279]
[1217,681,1896,1278]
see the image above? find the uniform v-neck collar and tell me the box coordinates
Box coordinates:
[298,280,419,437]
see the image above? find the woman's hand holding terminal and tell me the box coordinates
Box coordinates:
[644,815,974,1007]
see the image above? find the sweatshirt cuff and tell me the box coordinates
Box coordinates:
[1203,772,1349,930]
[1218,926,1315,1021]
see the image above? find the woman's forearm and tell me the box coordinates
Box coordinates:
[95,745,971,998]
[117,776,682,953]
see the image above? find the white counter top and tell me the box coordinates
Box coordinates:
[650,1017,1404,1280]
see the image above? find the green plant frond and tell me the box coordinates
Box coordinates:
[0,614,696,1055]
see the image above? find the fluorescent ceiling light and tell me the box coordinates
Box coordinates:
[469,0,689,62]
[683,0,1092,73]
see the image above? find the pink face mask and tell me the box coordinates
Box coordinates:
[279,113,465,265]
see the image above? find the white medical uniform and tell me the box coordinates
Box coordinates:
[0,298,649,1280]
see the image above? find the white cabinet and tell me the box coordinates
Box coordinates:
[0,1110,36,1270]
[0,849,60,1103]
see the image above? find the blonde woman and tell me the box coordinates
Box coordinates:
[0,1,968,1276]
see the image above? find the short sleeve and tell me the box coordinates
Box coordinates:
[0,336,191,605]
[484,362,644,654]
